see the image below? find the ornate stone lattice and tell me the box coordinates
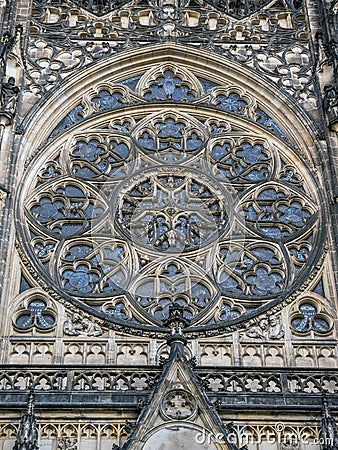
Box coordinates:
[24,0,315,113]
[17,64,325,335]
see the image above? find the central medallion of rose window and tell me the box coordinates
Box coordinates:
[115,167,232,253]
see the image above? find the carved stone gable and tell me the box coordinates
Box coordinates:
[123,341,235,450]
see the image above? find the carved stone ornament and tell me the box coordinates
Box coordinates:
[75,0,274,18]
[18,39,326,336]
[13,392,38,450]
[323,83,338,131]
[63,313,102,337]
[25,0,312,108]
[244,315,284,340]
[161,388,197,420]
[57,438,78,450]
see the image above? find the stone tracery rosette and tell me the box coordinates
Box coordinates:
[16,64,326,336]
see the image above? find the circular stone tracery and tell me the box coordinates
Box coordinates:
[115,167,233,253]
[18,97,325,333]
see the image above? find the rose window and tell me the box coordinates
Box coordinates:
[17,65,325,335]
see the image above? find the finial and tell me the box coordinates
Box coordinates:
[12,390,39,450]
[320,396,338,450]
[164,302,190,347]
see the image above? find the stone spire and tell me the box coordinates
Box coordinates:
[320,398,338,450]
[13,391,39,450]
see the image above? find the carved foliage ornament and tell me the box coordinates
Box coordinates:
[17,64,325,335]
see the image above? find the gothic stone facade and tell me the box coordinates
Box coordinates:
[0,0,338,449]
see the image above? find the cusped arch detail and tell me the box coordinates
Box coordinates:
[19,43,321,167]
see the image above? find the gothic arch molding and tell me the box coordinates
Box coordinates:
[18,43,322,167]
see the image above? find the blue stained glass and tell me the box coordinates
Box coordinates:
[291,303,330,334]
[291,316,309,332]
[260,227,283,239]
[251,248,280,265]
[221,276,242,293]
[212,143,230,160]
[186,133,203,150]
[15,300,55,330]
[215,93,247,113]
[257,188,280,200]
[220,304,241,321]
[236,143,267,164]
[92,90,123,110]
[110,141,129,159]
[279,202,311,227]
[119,75,142,90]
[20,275,32,294]
[153,298,172,321]
[73,140,105,161]
[31,197,64,223]
[313,280,324,296]
[246,267,283,295]
[144,70,195,101]
[197,77,219,92]
[51,105,84,137]
[290,246,309,263]
[191,283,211,307]
[211,141,272,182]
[313,319,330,333]
[256,108,288,140]
[104,302,128,319]
[156,119,185,138]
[15,313,34,329]
[63,266,98,294]
[34,242,55,258]
[63,245,93,261]
[138,132,155,150]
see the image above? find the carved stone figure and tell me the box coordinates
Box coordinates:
[57,437,78,450]
[268,315,285,340]
[0,77,19,115]
[63,313,102,337]
[12,393,38,450]
[323,84,338,110]
[332,0,338,14]
[245,316,284,340]
[0,31,16,76]
[323,84,338,129]
[245,317,268,339]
